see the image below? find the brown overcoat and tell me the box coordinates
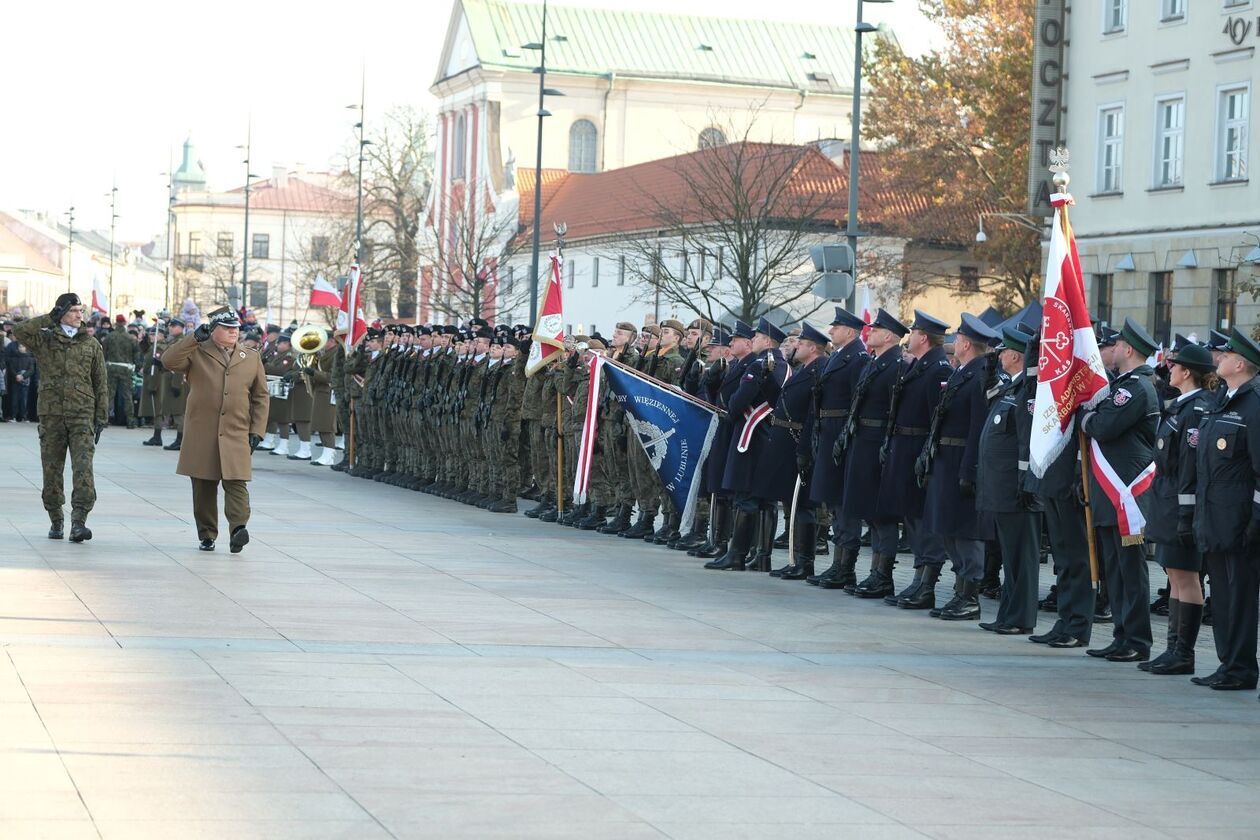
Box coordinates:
[161,334,269,480]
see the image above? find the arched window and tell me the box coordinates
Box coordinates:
[698,127,726,150]
[568,119,598,172]
[452,113,467,180]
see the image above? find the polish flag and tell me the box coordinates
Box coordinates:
[91,277,108,317]
[309,275,342,308]
[857,284,874,344]
[335,264,368,353]
[525,254,565,377]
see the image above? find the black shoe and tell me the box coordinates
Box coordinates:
[1029,629,1064,644]
[994,624,1034,635]
[897,567,940,610]
[1202,597,1214,627]
[48,521,64,540]
[1191,671,1225,687]
[1038,586,1059,612]
[781,561,815,581]
[539,508,561,523]
[142,434,163,446]
[163,433,183,451]
[769,563,794,579]
[487,500,517,513]
[524,501,552,519]
[978,620,1001,632]
[1048,635,1087,648]
[1150,593,1170,616]
[939,592,981,621]
[853,554,895,599]
[1086,640,1123,658]
[199,539,216,551]
[1209,677,1258,691]
[931,592,962,619]
[229,526,249,554]
[1104,646,1148,663]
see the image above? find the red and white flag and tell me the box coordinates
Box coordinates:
[309,275,342,308]
[1029,194,1110,477]
[857,284,873,344]
[90,277,108,317]
[525,254,565,377]
[335,264,368,353]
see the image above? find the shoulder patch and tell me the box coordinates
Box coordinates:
[1113,388,1132,406]
[1187,427,1200,448]
[1027,398,1035,415]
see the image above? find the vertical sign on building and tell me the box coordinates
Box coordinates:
[1027,0,1067,217]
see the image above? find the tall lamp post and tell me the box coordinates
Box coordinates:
[523,0,565,322]
[162,166,175,312]
[64,206,75,292]
[347,76,370,262]
[845,0,892,310]
[236,124,258,313]
[106,186,118,314]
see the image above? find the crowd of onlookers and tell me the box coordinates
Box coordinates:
[1,313,40,422]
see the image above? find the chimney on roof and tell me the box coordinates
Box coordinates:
[294,162,307,180]
[272,165,288,189]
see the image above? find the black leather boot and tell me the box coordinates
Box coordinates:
[691,503,729,557]
[931,577,963,618]
[1149,601,1201,675]
[143,428,164,446]
[781,522,817,580]
[605,504,636,535]
[1140,599,1180,672]
[48,518,64,540]
[852,553,896,598]
[898,565,941,610]
[980,543,1002,599]
[939,579,981,621]
[577,505,609,530]
[622,511,655,538]
[818,547,858,590]
[886,566,922,606]
[163,432,183,451]
[747,509,776,572]
[671,522,706,551]
[68,520,92,543]
[652,511,681,544]
[524,496,552,518]
[706,508,754,571]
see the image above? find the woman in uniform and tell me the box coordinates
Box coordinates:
[1142,343,1216,675]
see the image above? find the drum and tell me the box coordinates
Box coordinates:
[266,375,291,400]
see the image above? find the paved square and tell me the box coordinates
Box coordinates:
[0,424,1257,839]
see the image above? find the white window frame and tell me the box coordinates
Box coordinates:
[568,119,598,173]
[1102,0,1127,33]
[1215,83,1251,183]
[1153,93,1185,188]
[1096,103,1125,193]
[1160,0,1185,21]
[452,112,467,181]
[1223,0,1251,10]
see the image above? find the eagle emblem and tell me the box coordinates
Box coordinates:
[1188,427,1200,448]
[1113,388,1132,406]
[626,415,674,470]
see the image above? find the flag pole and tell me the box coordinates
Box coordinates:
[556,389,564,515]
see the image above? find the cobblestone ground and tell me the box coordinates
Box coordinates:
[0,423,1257,839]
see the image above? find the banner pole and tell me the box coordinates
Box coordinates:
[1077,427,1099,585]
[348,398,356,468]
[556,389,564,515]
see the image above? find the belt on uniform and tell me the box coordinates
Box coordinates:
[107,362,135,370]
[893,425,929,436]
[818,409,850,418]
[771,418,803,431]
[859,418,884,428]
[939,436,967,447]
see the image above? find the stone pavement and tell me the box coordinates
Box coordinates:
[0,422,1258,839]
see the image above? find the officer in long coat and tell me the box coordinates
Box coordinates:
[977,324,1043,634]
[807,308,868,589]
[879,310,952,611]
[921,313,997,621]
[712,318,789,571]
[162,307,268,553]
[1081,317,1160,662]
[761,322,826,579]
[844,309,910,597]
[702,321,754,568]
[1192,328,1260,692]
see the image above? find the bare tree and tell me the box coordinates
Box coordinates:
[605,120,843,325]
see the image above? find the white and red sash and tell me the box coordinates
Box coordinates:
[736,363,792,453]
[1089,439,1156,544]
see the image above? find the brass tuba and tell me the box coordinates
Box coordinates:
[290,324,330,390]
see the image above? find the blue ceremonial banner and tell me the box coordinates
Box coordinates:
[574,356,719,534]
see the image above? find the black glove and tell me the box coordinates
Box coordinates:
[93,423,105,444]
[170,385,181,398]
[500,426,512,442]
[913,454,930,488]
[281,372,296,385]
[959,479,976,499]
[1072,478,1087,509]
[249,433,263,452]
[796,452,811,478]
[193,323,212,342]
[1245,520,1260,549]
[1018,490,1037,511]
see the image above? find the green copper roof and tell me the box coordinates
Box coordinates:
[447,0,870,94]
[174,137,206,186]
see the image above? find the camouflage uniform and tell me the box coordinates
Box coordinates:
[101,324,138,426]
[13,314,108,524]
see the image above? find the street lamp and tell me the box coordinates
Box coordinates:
[844,0,892,312]
[106,186,118,316]
[160,166,175,312]
[524,0,566,323]
[346,74,371,264]
[236,125,259,313]
[64,206,74,291]
[975,212,1042,243]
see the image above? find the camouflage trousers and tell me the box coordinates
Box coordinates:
[106,368,134,423]
[628,427,662,515]
[37,415,96,520]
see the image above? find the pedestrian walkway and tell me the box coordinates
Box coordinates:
[0,424,1257,839]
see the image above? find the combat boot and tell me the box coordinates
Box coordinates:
[487,499,517,514]
[706,508,754,571]
[598,504,632,534]
[886,566,923,606]
[671,521,706,551]
[652,512,681,545]
[524,496,553,518]
[1149,601,1201,675]
[577,505,609,530]
[781,522,818,580]
[48,515,64,540]
[559,503,586,526]
[68,519,92,543]
[898,565,941,610]
[810,543,843,587]
[931,578,963,618]
[852,553,896,599]
[621,511,655,539]
[818,547,859,590]
[539,503,565,523]
[939,580,981,621]
[142,428,164,446]
[163,432,183,451]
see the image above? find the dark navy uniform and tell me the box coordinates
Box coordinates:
[809,338,867,515]
[840,345,902,543]
[722,347,789,499]
[1195,376,1260,689]
[1082,363,1159,658]
[922,355,989,568]
[1147,389,1210,571]
[703,354,747,496]
[757,355,820,506]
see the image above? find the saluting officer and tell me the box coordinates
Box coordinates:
[921,313,998,621]
[879,310,952,611]
[807,308,868,589]
[1192,328,1260,692]
[845,309,910,597]
[1081,317,1160,663]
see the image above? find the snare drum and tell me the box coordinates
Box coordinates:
[266,376,291,399]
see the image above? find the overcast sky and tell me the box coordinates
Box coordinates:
[1,0,942,242]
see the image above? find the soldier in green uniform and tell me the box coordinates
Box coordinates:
[647,319,687,544]
[139,324,166,442]
[621,325,661,538]
[101,314,139,428]
[521,337,554,518]
[349,329,384,477]
[487,336,525,513]
[330,334,350,470]
[583,322,639,532]
[159,319,189,450]
[14,293,108,542]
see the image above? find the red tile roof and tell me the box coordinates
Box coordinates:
[179,175,356,215]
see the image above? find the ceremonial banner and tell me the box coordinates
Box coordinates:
[335,264,368,352]
[574,356,718,534]
[526,254,565,377]
[1029,194,1110,477]
[91,277,108,317]
[310,275,342,308]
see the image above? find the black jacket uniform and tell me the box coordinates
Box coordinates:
[841,344,903,522]
[977,369,1038,514]
[721,348,788,495]
[1194,377,1260,553]
[808,339,868,506]
[702,354,747,495]
[875,345,951,521]
[1146,388,1211,546]
[922,355,989,539]
[1081,365,1159,528]
[756,355,821,504]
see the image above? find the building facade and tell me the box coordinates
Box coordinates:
[1063,0,1259,342]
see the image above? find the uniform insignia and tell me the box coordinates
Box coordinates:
[239,351,246,358]
[1157,439,1164,450]
[1113,388,1132,406]
[1188,428,1199,448]
[1026,399,1034,415]
[993,415,1001,425]
[1217,437,1227,450]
